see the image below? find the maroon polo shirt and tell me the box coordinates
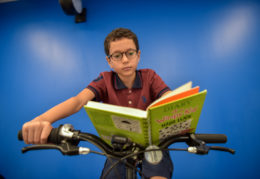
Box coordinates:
[87,69,171,110]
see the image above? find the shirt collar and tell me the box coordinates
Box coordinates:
[114,71,142,90]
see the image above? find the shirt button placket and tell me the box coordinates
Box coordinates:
[127,89,132,106]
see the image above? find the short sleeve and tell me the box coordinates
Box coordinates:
[86,73,108,101]
[149,70,171,100]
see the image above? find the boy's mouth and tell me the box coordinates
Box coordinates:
[122,67,132,71]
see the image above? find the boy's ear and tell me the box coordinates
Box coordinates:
[137,50,141,61]
[106,56,113,68]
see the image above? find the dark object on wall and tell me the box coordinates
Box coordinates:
[59,0,82,14]
[59,0,86,23]
[75,8,86,23]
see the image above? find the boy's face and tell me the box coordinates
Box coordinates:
[106,38,140,79]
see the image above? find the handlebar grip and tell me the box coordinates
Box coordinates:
[195,134,227,143]
[18,130,23,141]
[18,127,62,144]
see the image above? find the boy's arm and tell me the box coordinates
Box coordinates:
[22,88,95,144]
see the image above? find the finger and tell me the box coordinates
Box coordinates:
[22,125,29,144]
[40,124,52,144]
[34,124,43,144]
[27,127,35,144]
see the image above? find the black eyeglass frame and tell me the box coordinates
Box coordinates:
[108,49,138,61]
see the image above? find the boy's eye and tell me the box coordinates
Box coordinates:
[112,53,122,59]
[127,52,134,56]
[127,50,136,56]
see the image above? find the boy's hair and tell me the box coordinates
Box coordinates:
[104,28,139,56]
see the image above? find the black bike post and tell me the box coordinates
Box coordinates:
[111,135,138,179]
[125,158,137,179]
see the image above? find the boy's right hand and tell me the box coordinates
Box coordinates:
[22,119,53,144]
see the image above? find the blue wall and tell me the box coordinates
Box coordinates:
[1,0,260,178]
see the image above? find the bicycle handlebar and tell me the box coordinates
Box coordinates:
[18,126,61,144]
[18,125,227,145]
[18,124,235,179]
[18,124,235,156]
[18,124,117,156]
[159,133,227,148]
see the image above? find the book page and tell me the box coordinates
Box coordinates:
[148,86,200,109]
[86,101,148,118]
[147,81,192,109]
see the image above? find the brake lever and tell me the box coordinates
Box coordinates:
[22,144,62,153]
[187,134,235,155]
[22,142,81,156]
[209,146,235,154]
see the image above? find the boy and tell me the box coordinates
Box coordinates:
[22,28,173,179]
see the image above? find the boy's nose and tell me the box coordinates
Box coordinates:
[121,53,129,63]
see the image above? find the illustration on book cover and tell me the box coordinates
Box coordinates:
[159,119,192,141]
[111,115,142,133]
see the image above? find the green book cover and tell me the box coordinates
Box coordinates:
[149,90,207,145]
[84,102,150,146]
[84,82,207,147]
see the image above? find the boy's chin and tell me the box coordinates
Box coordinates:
[118,70,136,77]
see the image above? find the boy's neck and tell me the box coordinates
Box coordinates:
[118,72,136,89]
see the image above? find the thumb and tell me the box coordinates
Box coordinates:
[40,124,53,144]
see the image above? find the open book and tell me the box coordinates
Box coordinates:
[84,81,207,147]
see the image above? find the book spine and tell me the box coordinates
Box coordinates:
[143,118,150,146]
[148,116,152,145]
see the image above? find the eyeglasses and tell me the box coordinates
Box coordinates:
[108,49,137,62]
